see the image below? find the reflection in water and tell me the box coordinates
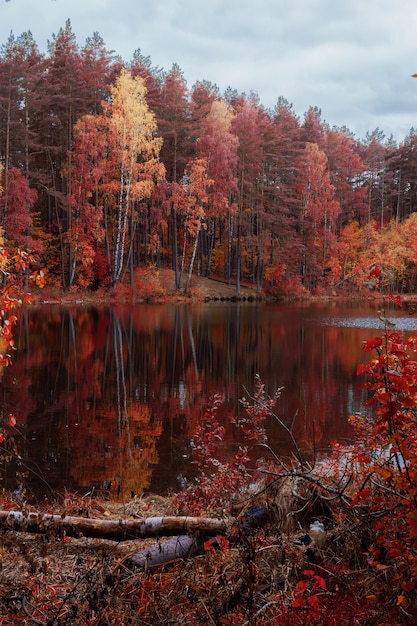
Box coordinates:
[1,301,392,500]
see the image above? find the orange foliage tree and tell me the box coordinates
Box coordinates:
[295,142,340,290]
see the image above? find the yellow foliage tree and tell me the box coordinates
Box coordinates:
[107,69,165,285]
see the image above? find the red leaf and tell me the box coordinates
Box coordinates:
[356,363,369,375]
[296,581,309,592]
[308,594,320,610]
[367,265,381,280]
[315,575,326,590]
[363,337,382,352]
[204,538,216,553]
[388,293,402,307]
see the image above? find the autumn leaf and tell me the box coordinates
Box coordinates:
[356,363,369,375]
[30,268,47,288]
[363,337,382,352]
[204,538,217,553]
[307,594,320,610]
[367,264,381,280]
[387,293,402,307]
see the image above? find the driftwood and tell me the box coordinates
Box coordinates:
[0,510,231,542]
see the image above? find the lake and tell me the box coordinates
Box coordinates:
[2,300,414,501]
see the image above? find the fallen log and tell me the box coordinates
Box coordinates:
[126,505,268,572]
[0,510,231,542]
[126,534,217,572]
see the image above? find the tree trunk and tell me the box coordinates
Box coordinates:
[172,203,180,289]
[127,534,211,572]
[185,220,201,293]
[127,505,268,572]
[0,510,231,542]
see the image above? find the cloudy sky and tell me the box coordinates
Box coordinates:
[2,0,417,142]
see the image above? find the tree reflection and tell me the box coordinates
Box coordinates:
[1,302,376,499]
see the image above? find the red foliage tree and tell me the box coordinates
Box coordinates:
[196,98,238,279]
[0,166,39,251]
[294,142,340,290]
[64,114,107,287]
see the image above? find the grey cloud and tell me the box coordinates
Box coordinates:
[1,0,417,141]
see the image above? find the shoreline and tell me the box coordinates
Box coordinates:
[29,272,395,306]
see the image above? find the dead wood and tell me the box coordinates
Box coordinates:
[126,534,213,572]
[0,510,231,541]
[126,505,268,572]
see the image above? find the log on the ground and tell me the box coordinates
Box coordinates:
[127,534,218,572]
[126,505,268,572]
[0,510,231,541]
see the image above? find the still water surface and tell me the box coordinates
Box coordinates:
[3,300,414,500]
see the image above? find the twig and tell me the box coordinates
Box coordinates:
[260,468,353,502]
[241,601,279,625]
[200,598,217,625]
[21,595,46,626]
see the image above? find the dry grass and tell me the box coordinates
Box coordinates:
[0,481,415,625]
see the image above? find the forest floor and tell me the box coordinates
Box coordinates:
[188,274,260,300]
[0,479,410,625]
[0,487,354,625]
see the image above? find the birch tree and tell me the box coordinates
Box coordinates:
[178,158,212,292]
[107,69,165,286]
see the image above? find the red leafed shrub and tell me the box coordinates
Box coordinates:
[174,379,284,515]
[133,267,168,301]
[174,394,252,514]
[320,282,417,619]
[346,304,417,604]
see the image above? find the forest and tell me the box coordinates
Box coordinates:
[2,19,417,626]
[2,20,417,299]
